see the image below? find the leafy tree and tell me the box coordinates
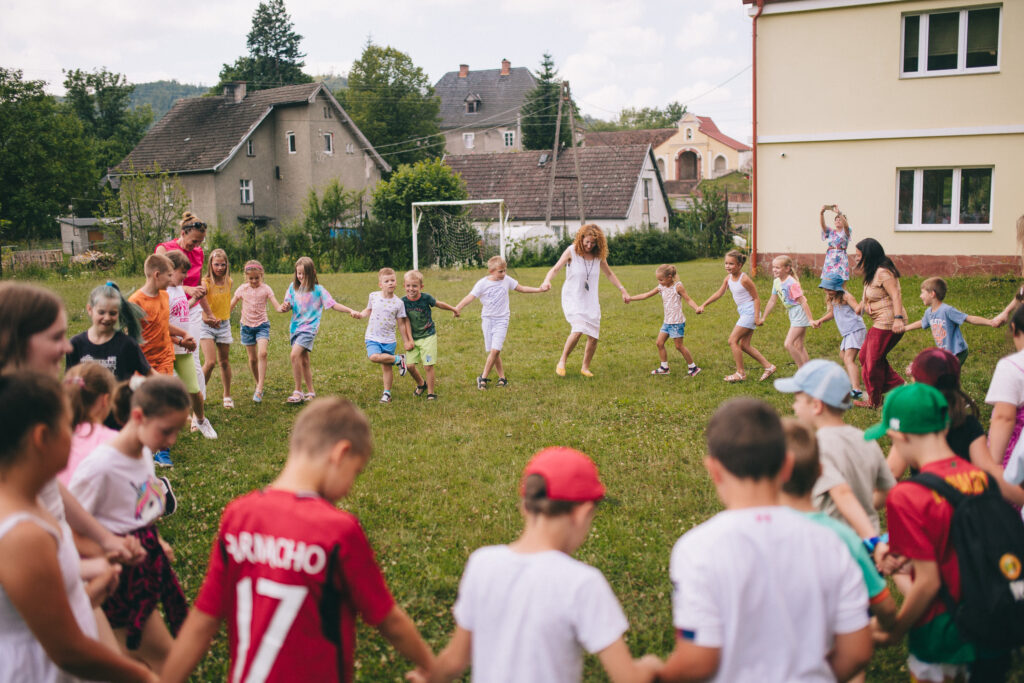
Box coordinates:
[63,68,153,173]
[520,53,577,150]
[102,163,189,271]
[0,68,96,242]
[216,0,313,91]
[617,102,686,129]
[303,179,362,270]
[129,80,206,123]
[337,41,442,167]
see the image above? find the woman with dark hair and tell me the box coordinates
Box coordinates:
[855,238,907,408]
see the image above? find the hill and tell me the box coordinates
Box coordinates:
[129,80,207,123]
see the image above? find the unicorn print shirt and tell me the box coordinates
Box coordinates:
[69,444,167,534]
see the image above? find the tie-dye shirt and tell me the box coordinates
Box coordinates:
[285,284,337,337]
[771,276,805,310]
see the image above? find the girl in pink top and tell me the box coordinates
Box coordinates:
[59,361,118,486]
[229,260,285,402]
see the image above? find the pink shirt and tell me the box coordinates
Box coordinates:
[157,240,204,288]
[58,422,118,486]
[235,283,275,327]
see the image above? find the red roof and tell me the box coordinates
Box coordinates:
[696,116,750,152]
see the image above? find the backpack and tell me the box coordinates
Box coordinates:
[911,471,1024,650]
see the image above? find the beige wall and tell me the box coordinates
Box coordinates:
[445,125,521,155]
[656,114,747,181]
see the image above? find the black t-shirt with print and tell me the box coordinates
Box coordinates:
[66,330,151,381]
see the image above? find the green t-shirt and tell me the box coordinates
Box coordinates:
[402,293,437,339]
[804,511,887,600]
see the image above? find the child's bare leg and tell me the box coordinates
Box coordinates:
[581,336,598,372]
[381,363,393,392]
[114,611,173,674]
[558,332,583,368]
[843,348,862,391]
[784,327,809,367]
[191,392,205,422]
[200,338,217,384]
[369,352,397,365]
[246,344,258,383]
[425,365,436,393]
[674,337,695,365]
[739,330,772,368]
[407,363,424,386]
[482,349,500,378]
[255,339,268,392]
[300,351,313,394]
[728,327,746,373]
[656,332,669,364]
[289,344,305,393]
[494,352,505,379]
[217,342,232,397]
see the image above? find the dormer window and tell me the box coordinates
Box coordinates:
[464,94,481,114]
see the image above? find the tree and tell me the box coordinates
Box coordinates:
[337,41,442,168]
[103,163,190,271]
[616,102,686,129]
[62,68,153,173]
[0,68,96,242]
[216,0,313,91]
[303,179,362,270]
[520,53,577,150]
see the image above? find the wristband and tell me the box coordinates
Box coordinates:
[894,315,904,320]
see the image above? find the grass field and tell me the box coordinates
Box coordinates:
[32,259,1024,680]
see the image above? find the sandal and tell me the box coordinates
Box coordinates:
[426,393,438,400]
[580,369,594,377]
[759,365,777,382]
[555,365,566,377]
[286,391,303,404]
[223,397,234,409]
[497,377,508,387]
[414,383,428,396]
[723,372,746,383]
[303,392,316,402]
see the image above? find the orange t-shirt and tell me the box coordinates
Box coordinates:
[129,288,175,374]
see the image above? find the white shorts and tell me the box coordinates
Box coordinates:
[906,654,969,683]
[481,316,510,352]
[841,327,867,351]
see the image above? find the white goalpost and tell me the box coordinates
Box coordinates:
[411,199,508,271]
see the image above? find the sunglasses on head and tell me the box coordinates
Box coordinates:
[187,222,207,231]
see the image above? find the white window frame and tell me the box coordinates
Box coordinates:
[286,131,296,154]
[324,132,333,154]
[894,166,993,232]
[463,132,475,149]
[503,130,515,148]
[900,5,1002,79]
[246,139,255,157]
[240,179,253,205]
[345,142,355,155]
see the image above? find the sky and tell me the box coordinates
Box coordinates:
[1,0,754,142]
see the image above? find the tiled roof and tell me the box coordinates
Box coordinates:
[110,83,389,174]
[583,128,676,148]
[434,66,537,130]
[696,116,750,151]
[445,145,665,221]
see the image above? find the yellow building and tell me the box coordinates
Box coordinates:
[655,112,751,192]
[747,0,1022,275]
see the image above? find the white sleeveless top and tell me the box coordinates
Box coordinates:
[0,512,96,683]
[658,283,686,325]
[561,249,602,338]
[728,274,753,307]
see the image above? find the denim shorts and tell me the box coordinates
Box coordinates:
[240,322,270,346]
[660,322,686,339]
[200,319,233,344]
[291,330,316,351]
[365,339,396,357]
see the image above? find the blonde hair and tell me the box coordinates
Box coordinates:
[487,255,507,271]
[293,257,318,292]
[921,276,947,301]
[144,253,173,276]
[290,397,372,459]
[656,264,677,280]
[825,287,846,305]
[205,248,230,283]
[378,267,396,279]
[64,362,115,430]
[773,255,794,273]
[573,224,608,261]
[166,250,190,273]
[725,249,747,267]
[404,270,424,285]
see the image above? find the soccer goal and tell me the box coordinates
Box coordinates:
[411,199,508,270]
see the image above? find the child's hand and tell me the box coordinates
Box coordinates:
[870,617,900,647]
[201,312,218,325]
[452,309,460,318]
[811,319,820,329]
[621,290,630,304]
[755,317,763,327]
[405,670,428,683]
[85,561,121,607]
[350,311,362,319]
[159,537,176,563]
[696,305,704,314]
[181,335,197,352]
[104,534,145,565]
[992,313,1006,327]
[404,340,415,351]
[540,282,552,292]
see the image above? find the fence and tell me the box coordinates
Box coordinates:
[2,247,64,272]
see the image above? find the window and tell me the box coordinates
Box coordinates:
[902,6,1000,76]
[642,178,652,199]
[685,128,693,140]
[345,142,355,154]
[324,133,333,154]
[503,131,515,148]
[286,132,296,154]
[466,100,478,114]
[240,179,253,205]
[323,106,332,119]
[246,139,254,157]
[463,132,475,149]
[895,166,992,231]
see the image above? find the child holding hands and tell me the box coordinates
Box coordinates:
[353,268,411,404]
[904,276,991,367]
[762,255,814,368]
[199,248,234,407]
[229,260,284,403]
[401,269,459,400]
[628,264,701,376]
[813,276,867,400]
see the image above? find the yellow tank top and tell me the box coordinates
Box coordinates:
[204,276,233,321]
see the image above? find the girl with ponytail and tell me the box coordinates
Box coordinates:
[67,282,152,382]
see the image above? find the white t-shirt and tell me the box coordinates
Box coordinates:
[167,284,191,355]
[364,291,407,343]
[453,545,628,682]
[670,506,868,683]
[812,425,895,535]
[470,276,519,318]
[986,348,1024,407]
[68,444,167,535]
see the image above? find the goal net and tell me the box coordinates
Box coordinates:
[411,199,508,270]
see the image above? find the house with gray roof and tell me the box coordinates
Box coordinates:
[445,144,672,238]
[435,60,536,155]
[109,82,390,232]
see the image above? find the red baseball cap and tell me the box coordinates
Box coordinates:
[910,347,960,390]
[521,447,606,502]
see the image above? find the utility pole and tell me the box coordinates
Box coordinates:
[564,81,585,225]
[544,80,565,230]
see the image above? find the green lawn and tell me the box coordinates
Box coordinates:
[30,260,1024,680]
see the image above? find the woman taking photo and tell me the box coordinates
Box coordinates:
[855,238,907,408]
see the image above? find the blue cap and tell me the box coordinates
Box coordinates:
[774,359,853,410]
[819,275,845,291]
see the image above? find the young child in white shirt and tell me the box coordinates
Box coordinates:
[352,267,411,404]
[165,250,215,439]
[416,446,660,683]
[454,256,546,390]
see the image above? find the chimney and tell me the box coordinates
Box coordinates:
[500,59,510,76]
[223,81,247,103]
[459,64,469,78]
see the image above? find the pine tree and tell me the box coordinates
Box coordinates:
[520,53,576,151]
[216,0,312,91]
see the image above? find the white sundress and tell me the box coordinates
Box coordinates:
[561,250,602,339]
[0,512,97,683]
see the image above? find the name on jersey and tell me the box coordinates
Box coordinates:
[224,532,327,575]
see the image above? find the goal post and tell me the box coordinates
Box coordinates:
[411,199,508,271]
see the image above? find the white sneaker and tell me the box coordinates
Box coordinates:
[197,418,218,439]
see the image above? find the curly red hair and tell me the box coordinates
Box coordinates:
[573,224,608,261]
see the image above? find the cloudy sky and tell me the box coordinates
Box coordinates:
[2,0,754,141]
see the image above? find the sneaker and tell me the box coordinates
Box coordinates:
[197,418,218,439]
[253,389,263,403]
[380,391,392,404]
[651,366,671,375]
[396,354,407,377]
[851,389,864,400]
[153,449,173,468]
[476,376,488,391]
[688,365,702,377]
[157,476,176,516]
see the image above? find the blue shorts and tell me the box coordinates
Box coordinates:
[290,330,316,351]
[365,339,396,357]
[735,302,756,330]
[660,322,686,339]
[240,322,270,346]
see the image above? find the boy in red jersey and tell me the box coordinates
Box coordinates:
[162,398,434,683]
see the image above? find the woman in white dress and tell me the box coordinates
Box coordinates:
[541,224,630,376]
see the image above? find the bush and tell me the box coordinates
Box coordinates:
[507,236,572,268]
[671,186,733,258]
[605,227,698,267]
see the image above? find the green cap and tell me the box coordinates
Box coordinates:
[864,383,950,441]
